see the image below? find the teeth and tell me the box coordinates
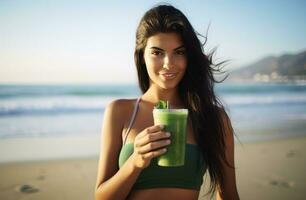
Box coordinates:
[165,74,175,77]
[161,73,177,79]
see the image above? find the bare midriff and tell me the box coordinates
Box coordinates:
[127,188,199,200]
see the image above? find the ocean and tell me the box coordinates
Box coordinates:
[0,83,306,162]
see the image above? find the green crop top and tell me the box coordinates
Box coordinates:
[118,97,207,191]
[119,143,207,190]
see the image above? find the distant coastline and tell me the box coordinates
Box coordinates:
[227,50,306,84]
[226,74,306,84]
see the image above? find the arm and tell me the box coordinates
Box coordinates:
[216,110,240,200]
[95,100,142,200]
[95,100,170,200]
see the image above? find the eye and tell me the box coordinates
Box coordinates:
[151,51,163,56]
[175,50,186,55]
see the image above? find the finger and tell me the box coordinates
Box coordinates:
[147,124,165,133]
[135,124,165,140]
[142,148,167,160]
[138,139,171,154]
[136,131,170,147]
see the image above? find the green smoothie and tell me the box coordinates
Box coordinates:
[153,109,188,167]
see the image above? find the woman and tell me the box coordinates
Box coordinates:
[95,4,239,200]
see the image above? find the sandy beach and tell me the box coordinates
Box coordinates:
[0,136,305,200]
[233,136,306,200]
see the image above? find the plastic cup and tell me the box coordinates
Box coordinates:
[153,108,188,167]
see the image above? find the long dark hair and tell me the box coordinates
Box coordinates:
[134,4,234,198]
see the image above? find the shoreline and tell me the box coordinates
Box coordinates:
[1,133,306,164]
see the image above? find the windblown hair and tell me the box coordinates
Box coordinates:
[134,4,234,198]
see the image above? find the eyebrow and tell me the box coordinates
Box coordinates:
[150,45,185,51]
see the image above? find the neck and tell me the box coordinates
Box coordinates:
[141,84,184,108]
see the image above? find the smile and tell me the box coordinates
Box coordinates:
[160,72,178,80]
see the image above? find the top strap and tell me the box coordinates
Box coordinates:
[123,97,141,145]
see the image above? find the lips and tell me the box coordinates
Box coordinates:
[160,72,178,80]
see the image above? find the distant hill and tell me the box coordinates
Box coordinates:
[227,50,306,83]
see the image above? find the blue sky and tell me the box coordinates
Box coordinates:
[0,0,305,84]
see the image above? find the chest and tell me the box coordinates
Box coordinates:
[122,105,197,145]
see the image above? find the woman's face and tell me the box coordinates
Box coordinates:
[143,32,187,90]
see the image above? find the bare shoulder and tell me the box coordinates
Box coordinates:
[106,98,137,115]
[107,98,137,110]
[104,98,138,129]
[218,107,231,124]
[95,98,138,188]
[214,106,233,137]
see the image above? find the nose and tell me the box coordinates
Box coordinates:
[163,54,174,70]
